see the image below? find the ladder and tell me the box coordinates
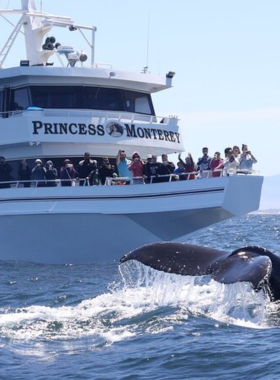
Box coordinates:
[0,15,24,68]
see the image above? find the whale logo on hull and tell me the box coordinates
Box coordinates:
[106,122,124,137]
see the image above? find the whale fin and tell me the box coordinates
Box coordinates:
[120,242,273,292]
[212,250,272,290]
[120,242,228,276]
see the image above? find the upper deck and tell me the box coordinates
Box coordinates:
[0,1,180,161]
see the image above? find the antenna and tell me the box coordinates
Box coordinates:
[143,12,150,73]
[40,0,42,12]
[146,13,150,68]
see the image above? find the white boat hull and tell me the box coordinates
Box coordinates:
[0,175,263,263]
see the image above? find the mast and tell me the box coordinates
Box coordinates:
[0,0,96,67]
[21,0,37,11]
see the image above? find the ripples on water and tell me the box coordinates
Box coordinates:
[1,214,280,379]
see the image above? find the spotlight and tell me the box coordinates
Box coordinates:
[166,71,175,79]
[42,36,56,50]
[79,50,87,62]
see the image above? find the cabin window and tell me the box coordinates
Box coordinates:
[29,86,125,111]
[88,87,123,111]
[123,90,154,115]
[10,86,155,115]
[10,87,31,110]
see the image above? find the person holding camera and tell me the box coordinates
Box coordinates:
[239,144,257,172]
[45,160,58,187]
[31,159,46,187]
[60,159,76,186]
[128,152,144,184]
[223,148,239,176]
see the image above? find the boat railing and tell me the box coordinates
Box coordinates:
[0,169,259,189]
[0,108,179,125]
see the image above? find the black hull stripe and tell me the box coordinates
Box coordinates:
[0,187,225,203]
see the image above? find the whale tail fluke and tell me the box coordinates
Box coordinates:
[120,242,274,296]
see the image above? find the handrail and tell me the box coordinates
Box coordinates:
[0,108,179,126]
[0,169,258,189]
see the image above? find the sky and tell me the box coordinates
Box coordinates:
[0,0,279,177]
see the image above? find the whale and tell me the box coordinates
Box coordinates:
[120,242,280,301]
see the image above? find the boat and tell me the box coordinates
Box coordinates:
[0,1,263,264]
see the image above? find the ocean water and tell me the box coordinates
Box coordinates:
[1,214,280,380]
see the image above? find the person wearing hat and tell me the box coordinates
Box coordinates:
[31,159,46,187]
[144,154,163,183]
[60,159,76,186]
[143,154,152,183]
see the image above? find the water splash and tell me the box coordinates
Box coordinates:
[0,260,279,352]
[119,261,273,328]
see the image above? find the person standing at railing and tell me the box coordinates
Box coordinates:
[87,160,99,185]
[60,159,76,186]
[76,152,95,186]
[18,159,31,187]
[209,152,224,177]
[116,150,131,183]
[178,153,195,180]
[174,161,187,180]
[45,160,58,187]
[238,144,257,172]
[144,155,162,183]
[159,154,175,181]
[31,159,46,187]
[0,156,13,188]
[197,147,211,178]
[99,158,118,185]
[223,150,239,176]
[128,152,144,184]
[232,146,241,159]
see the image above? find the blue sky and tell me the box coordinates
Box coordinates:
[0,0,279,176]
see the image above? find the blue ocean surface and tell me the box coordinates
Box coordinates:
[1,214,280,380]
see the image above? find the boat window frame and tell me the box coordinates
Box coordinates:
[9,85,155,116]
[0,90,3,114]
[122,89,155,115]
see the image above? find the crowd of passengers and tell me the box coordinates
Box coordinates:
[0,144,257,188]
